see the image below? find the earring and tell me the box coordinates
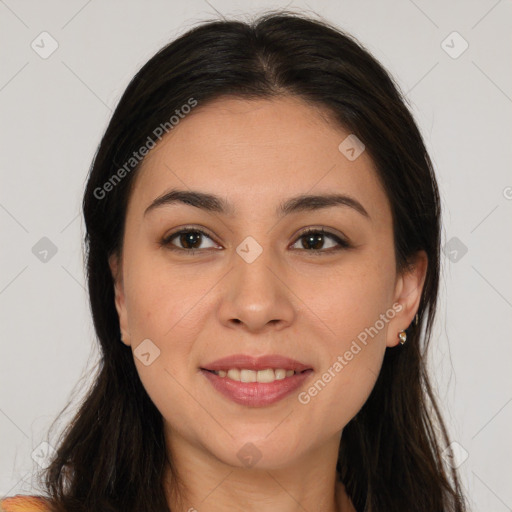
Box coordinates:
[398,330,407,345]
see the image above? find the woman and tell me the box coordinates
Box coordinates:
[1,10,467,512]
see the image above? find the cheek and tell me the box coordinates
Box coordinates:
[121,255,214,434]
[297,254,394,430]
[304,248,395,344]
[121,249,216,413]
[123,249,214,342]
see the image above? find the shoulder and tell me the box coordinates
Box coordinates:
[0,495,51,512]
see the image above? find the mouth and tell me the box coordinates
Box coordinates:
[200,354,313,407]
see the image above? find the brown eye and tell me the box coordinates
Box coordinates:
[160,226,350,255]
[291,228,350,253]
[161,228,218,253]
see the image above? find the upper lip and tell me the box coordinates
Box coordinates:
[201,354,313,372]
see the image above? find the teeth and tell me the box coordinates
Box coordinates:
[275,369,286,380]
[226,369,240,380]
[213,368,298,382]
[255,369,274,383]
[240,369,257,382]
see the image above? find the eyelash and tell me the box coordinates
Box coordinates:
[160,226,351,255]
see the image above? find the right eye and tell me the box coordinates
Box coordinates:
[160,227,220,254]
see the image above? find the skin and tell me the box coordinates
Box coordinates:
[109,96,427,512]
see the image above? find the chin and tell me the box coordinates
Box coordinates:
[206,431,306,471]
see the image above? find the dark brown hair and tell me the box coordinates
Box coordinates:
[37,10,467,511]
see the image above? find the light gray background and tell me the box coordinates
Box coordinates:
[1,1,511,510]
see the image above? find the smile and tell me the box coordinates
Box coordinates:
[201,368,313,407]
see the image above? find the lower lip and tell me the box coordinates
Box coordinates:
[200,369,313,407]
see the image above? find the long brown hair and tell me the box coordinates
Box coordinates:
[38,10,467,511]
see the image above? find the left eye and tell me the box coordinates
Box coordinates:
[161,227,349,254]
[290,228,350,252]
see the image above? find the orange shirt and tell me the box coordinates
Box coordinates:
[0,495,50,512]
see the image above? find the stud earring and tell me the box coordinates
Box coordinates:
[398,330,407,345]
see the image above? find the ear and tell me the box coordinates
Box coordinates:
[386,250,428,348]
[109,252,131,347]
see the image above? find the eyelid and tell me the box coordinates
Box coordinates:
[294,226,348,242]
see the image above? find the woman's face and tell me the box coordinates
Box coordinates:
[110,96,425,470]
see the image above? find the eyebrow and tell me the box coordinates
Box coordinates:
[144,188,370,219]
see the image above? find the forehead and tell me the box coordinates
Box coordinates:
[129,96,391,224]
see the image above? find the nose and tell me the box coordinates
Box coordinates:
[217,241,296,334]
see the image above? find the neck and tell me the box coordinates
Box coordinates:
[163,428,353,512]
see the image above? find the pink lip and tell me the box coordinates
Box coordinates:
[200,368,313,407]
[200,354,314,407]
[201,354,312,372]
